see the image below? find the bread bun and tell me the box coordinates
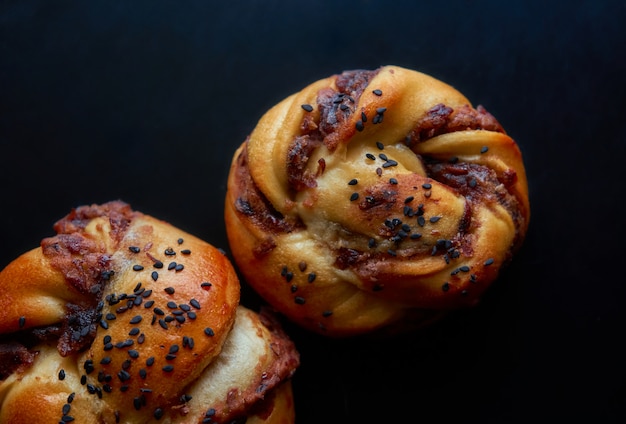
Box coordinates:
[224,65,530,337]
[0,201,299,423]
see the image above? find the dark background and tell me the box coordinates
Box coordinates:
[1,1,625,422]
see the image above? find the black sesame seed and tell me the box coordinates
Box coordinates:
[128,350,140,359]
[376,141,385,150]
[322,310,333,317]
[382,160,398,168]
[166,301,177,309]
[294,296,306,305]
[187,311,197,320]
[348,178,358,185]
[189,299,201,309]
[162,365,174,372]
[355,120,364,131]
[154,408,164,420]
[146,357,155,366]
[417,216,426,227]
[158,319,168,330]
[165,354,177,360]
[104,342,113,351]
[179,304,191,312]
[387,249,397,256]
[422,183,432,189]
[153,260,164,269]
[129,246,140,253]
[410,233,422,240]
[61,415,75,422]
[106,313,116,320]
[175,264,184,272]
[164,248,176,256]
[144,300,155,309]
[151,271,159,281]
[361,111,367,122]
[62,403,71,415]
[164,287,175,295]
[350,192,359,201]
[366,153,376,160]
[480,146,489,153]
[308,272,316,283]
[58,369,66,380]
[442,282,450,292]
[164,316,175,323]
[168,262,177,270]
[129,327,140,336]
[154,307,164,316]
[372,89,383,96]
[103,335,112,344]
[139,369,147,379]
[484,258,495,266]
[133,265,144,271]
[138,333,145,344]
[204,328,215,337]
[379,153,388,161]
[177,238,184,245]
[469,177,478,188]
[80,375,87,385]
[99,320,109,329]
[180,249,191,255]
[100,356,112,365]
[404,196,414,203]
[130,315,142,324]
[389,177,398,184]
[368,238,377,248]
[118,370,131,382]
[201,282,212,289]
[429,216,441,223]
[18,316,26,328]
[301,104,314,112]
[169,345,179,354]
[459,265,470,272]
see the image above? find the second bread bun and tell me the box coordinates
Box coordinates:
[0,200,299,423]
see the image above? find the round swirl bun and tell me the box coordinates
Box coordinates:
[225,65,530,337]
[0,201,299,423]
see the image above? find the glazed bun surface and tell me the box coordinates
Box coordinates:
[225,65,530,337]
[0,201,299,423]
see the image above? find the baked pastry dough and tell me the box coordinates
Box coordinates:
[0,201,299,423]
[225,65,530,337]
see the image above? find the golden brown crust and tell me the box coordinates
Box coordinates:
[225,65,530,337]
[0,201,299,423]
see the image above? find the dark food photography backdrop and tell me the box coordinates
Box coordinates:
[1,1,625,422]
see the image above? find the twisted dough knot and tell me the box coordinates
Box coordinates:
[225,65,530,337]
[0,201,299,423]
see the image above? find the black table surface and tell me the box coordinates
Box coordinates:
[1,1,625,422]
